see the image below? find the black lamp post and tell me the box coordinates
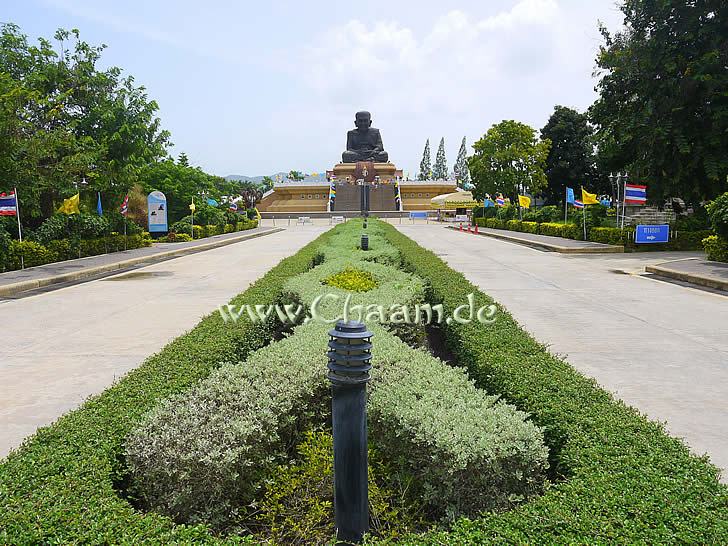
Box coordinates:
[327,321,373,544]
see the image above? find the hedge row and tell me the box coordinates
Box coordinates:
[1,233,152,272]
[379,220,728,543]
[474,217,713,251]
[176,219,258,240]
[0,225,338,543]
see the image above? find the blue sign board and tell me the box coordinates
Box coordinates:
[635,224,669,244]
[147,191,168,233]
[409,211,428,219]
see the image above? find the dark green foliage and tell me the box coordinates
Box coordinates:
[33,213,110,244]
[522,205,561,223]
[378,221,728,543]
[591,1,728,203]
[706,192,728,239]
[540,106,597,203]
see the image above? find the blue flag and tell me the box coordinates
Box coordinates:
[207,198,219,207]
[96,192,103,216]
[566,187,575,204]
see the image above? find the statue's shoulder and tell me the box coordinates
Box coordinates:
[369,127,381,134]
[347,129,358,136]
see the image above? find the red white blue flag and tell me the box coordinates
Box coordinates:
[573,200,584,209]
[496,195,505,206]
[120,194,129,216]
[624,184,647,204]
[0,191,18,216]
[229,202,238,211]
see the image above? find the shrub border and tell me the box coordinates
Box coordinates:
[379,220,728,543]
[0,224,337,543]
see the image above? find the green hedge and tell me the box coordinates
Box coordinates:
[473,218,711,251]
[0,225,337,543]
[703,235,728,262]
[1,234,152,272]
[379,220,728,543]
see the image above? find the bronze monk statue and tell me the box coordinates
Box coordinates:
[342,111,389,163]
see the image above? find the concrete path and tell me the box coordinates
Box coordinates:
[0,225,327,458]
[398,224,728,478]
[0,226,281,297]
[647,258,728,292]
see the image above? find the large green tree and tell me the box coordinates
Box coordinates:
[453,136,471,187]
[541,106,597,203]
[0,24,168,223]
[468,120,551,200]
[418,139,431,180]
[590,0,728,203]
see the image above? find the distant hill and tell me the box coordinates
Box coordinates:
[225,172,327,184]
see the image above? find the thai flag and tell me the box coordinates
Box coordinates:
[573,200,584,209]
[624,184,647,204]
[120,194,129,216]
[0,191,18,216]
[496,196,505,206]
[229,202,238,212]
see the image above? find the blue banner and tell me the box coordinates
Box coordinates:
[566,187,575,204]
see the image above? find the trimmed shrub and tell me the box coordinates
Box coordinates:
[125,321,332,531]
[6,240,58,269]
[538,222,581,239]
[706,192,728,238]
[588,227,628,246]
[703,235,728,262]
[520,221,539,234]
[369,326,548,520]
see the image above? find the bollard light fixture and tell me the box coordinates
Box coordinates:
[327,320,373,544]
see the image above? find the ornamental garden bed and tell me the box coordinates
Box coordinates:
[1,219,726,544]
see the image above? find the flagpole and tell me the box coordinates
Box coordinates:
[621,181,627,229]
[564,187,568,223]
[583,205,588,240]
[14,187,24,270]
[191,197,194,239]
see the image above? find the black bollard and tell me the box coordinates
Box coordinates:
[327,321,373,544]
[361,234,369,251]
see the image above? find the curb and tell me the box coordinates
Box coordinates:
[447,226,624,254]
[0,228,284,298]
[645,263,728,292]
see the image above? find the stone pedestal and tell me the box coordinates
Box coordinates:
[331,162,398,184]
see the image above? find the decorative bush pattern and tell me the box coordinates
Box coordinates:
[324,266,378,292]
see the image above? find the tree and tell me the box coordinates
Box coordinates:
[590,1,728,203]
[0,24,168,224]
[432,137,447,180]
[454,136,471,187]
[288,170,304,181]
[468,120,551,201]
[177,153,189,167]
[260,176,274,192]
[418,139,431,180]
[541,106,596,203]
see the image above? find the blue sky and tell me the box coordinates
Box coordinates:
[3,0,624,178]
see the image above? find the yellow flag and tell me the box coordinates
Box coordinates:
[189,198,196,212]
[57,193,80,215]
[581,188,599,205]
[518,195,531,208]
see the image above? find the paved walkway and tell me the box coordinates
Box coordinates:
[647,257,728,292]
[398,224,728,479]
[0,225,327,458]
[0,227,280,297]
